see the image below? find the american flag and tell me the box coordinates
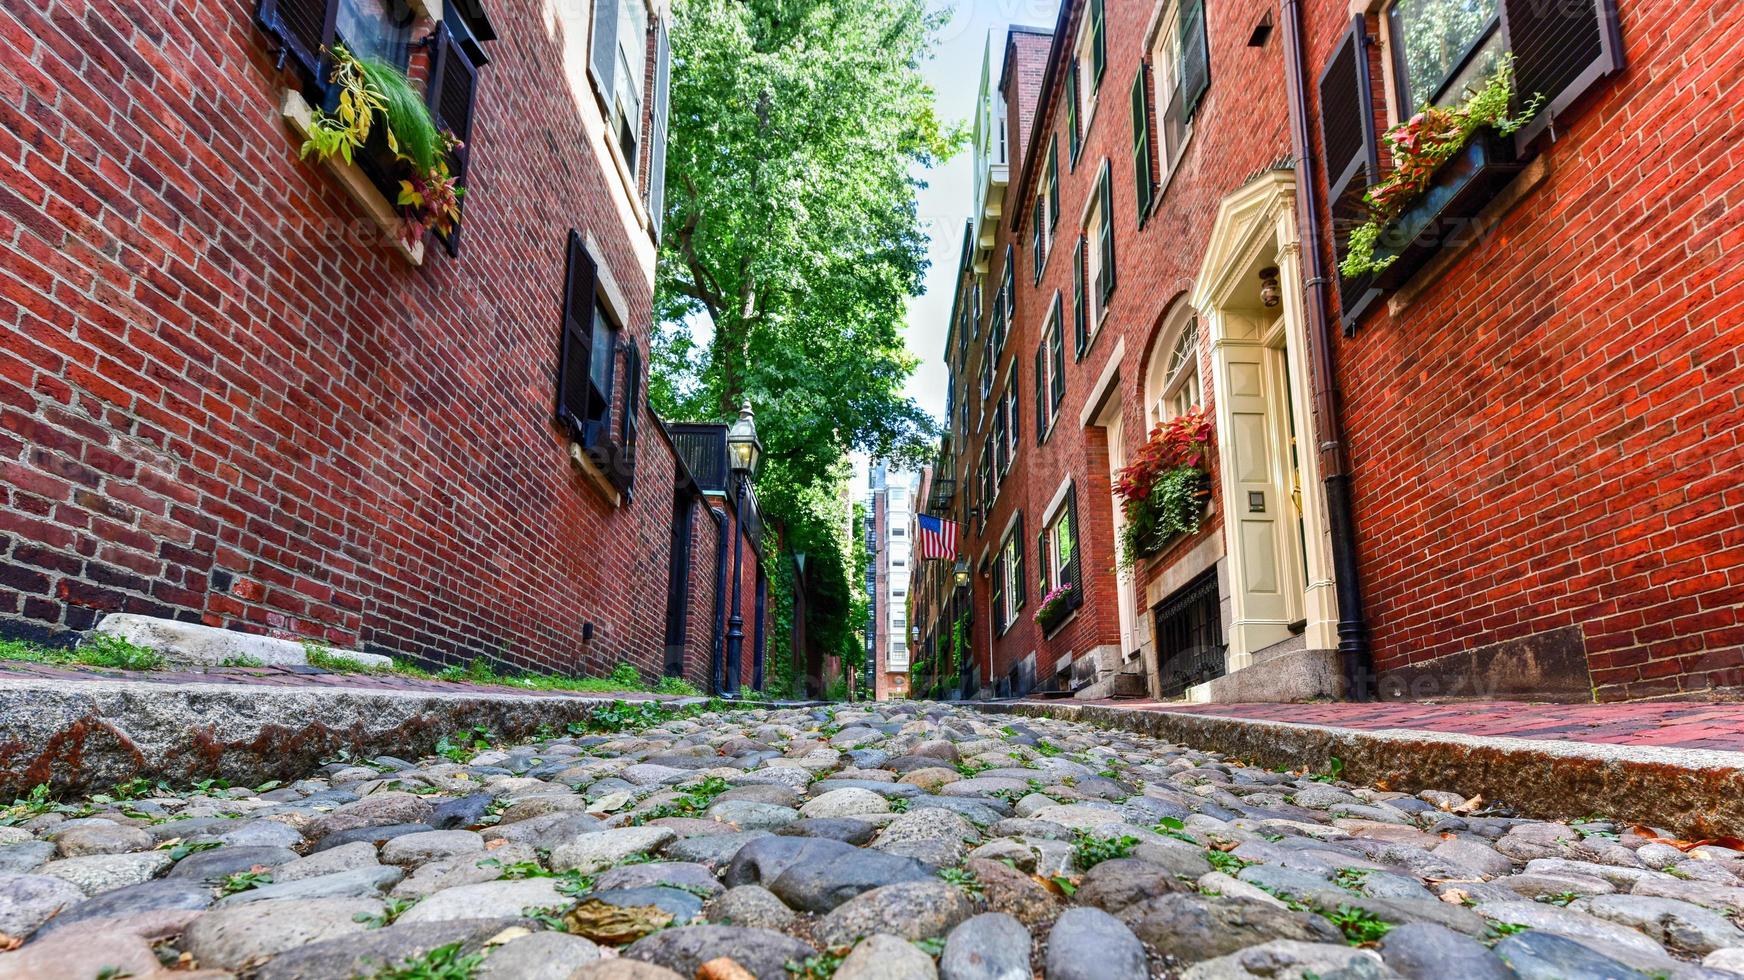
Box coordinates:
[915,513,958,560]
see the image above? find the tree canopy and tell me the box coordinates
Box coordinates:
[651,0,959,682]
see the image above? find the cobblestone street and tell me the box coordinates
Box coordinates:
[4,701,1744,978]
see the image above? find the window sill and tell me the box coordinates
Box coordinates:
[280,89,425,267]
[566,439,624,508]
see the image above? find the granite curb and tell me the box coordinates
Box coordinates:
[0,676,705,796]
[974,700,1744,839]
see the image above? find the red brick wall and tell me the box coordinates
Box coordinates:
[0,0,752,683]
[959,1,1292,692]
[1317,0,1744,700]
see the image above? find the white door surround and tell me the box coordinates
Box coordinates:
[1189,172,1339,671]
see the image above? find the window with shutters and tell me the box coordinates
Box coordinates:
[1034,295,1064,441]
[997,519,1027,632]
[1146,303,1202,430]
[1080,163,1113,341]
[1045,136,1061,228]
[1323,0,1622,321]
[1144,0,1204,202]
[979,349,992,402]
[1005,381,1021,467]
[1072,0,1107,141]
[993,397,1009,477]
[1040,485,1082,605]
[555,230,641,497]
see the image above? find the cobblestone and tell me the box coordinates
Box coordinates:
[1,702,1741,977]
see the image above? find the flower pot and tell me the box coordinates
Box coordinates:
[1035,599,1072,634]
[1370,130,1526,292]
[1130,470,1211,559]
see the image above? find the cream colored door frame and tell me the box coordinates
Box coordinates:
[1191,173,1338,669]
[1096,399,1140,667]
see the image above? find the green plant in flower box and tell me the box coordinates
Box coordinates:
[1339,57,1543,280]
[301,45,464,246]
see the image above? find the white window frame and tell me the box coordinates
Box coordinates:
[1081,189,1106,334]
[1073,4,1102,135]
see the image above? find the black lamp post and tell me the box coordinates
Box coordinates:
[724,400,762,699]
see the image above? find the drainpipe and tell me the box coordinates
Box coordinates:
[708,505,728,696]
[1281,0,1374,700]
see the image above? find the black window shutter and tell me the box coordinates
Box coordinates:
[427,23,481,257]
[1066,61,1080,165]
[1047,138,1061,228]
[1049,295,1066,410]
[1178,0,1211,122]
[1072,237,1087,358]
[255,0,336,87]
[589,0,620,104]
[646,18,673,240]
[1131,64,1155,225]
[1038,526,1050,594]
[1098,161,1116,302]
[1013,514,1027,609]
[1090,0,1107,87]
[1033,345,1047,443]
[618,337,642,494]
[556,231,598,439]
[1064,483,1082,604]
[1031,199,1044,284]
[1318,15,1382,334]
[1501,0,1624,149]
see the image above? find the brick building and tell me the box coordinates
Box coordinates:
[0,0,769,692]
[915,0,1742,704]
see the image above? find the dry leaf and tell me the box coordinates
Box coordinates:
[1452,794,1484,815]
[1630,825,1744,853]
[483,926,531,947]
[697,957,757,980]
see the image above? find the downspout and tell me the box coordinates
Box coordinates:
[708,505,728,696]
[1281,0,1374,700]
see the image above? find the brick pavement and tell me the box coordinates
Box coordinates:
[1073,698,1744,753]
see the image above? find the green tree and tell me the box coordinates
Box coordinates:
[652,0,960,690]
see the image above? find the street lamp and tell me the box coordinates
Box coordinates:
[953,558,971,589]
[723,400,761,698]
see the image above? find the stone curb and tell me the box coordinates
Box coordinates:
[973,700,1744,839]
[0,676,710,796]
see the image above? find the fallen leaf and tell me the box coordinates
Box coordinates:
[1452,794,1484,815]
[1630,825,1744,853]
[697,957,757,980]
[484,926,531,947]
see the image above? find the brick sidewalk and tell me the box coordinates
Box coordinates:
[1072,698,1744,753]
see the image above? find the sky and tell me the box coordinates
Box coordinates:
[901,0,1060,426]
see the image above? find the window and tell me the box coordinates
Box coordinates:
[555,230,641,495]
[1039,485,1082,601]
[1046,136,1061,228]
[335,0,413,68]
[1387,0,1503,113]
[1073,0,1107,134]
[979,354,992,401]
[1080,162,1114,341]
[1005,380,1021,464]
[1149,0,1209,188]
[591,0,649,172]
[891,527,906,537]
[993,397,1009,476]
[1034,294,1066,441]
[994,519,1028,633]
[1031,197,1047,283]
[1146,304,1201,429]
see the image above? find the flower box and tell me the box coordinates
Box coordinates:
[1129,469,1211,560]
[1369,129,1526,293]
[1034,584,1077,634]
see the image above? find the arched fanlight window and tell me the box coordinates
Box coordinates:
[1145,303,1202,430]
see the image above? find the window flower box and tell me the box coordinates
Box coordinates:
[1368,130,1524,292]
[1127,468,1211,561]
[1034,583,1077,634]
